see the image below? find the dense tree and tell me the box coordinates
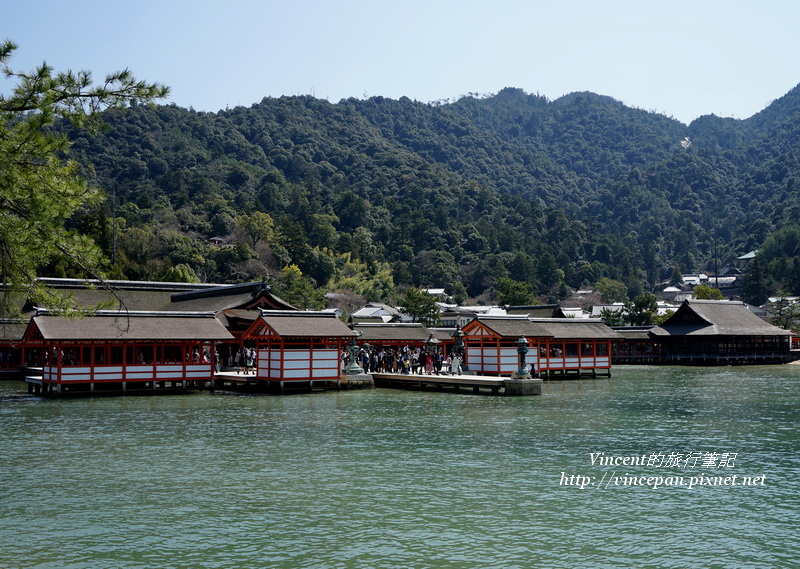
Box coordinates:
[741,257,771,306]
[623,293,659,325]
[398,288,441,326]
[162,263,200,283]
[692,285,724,300]
[236,211,276,248]
[271,264,325,310]
[0,40,168,312]
[497,277,535,306]
[327,255,395,302]
[49,78,800,304]
[767,294,800,331]
[599,307,625,327]
[594,277,628,303]
[757,224,800,295]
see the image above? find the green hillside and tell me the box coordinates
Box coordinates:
[62,85,800,306]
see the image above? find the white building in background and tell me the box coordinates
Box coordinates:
[561,307,590,319]
[351,303,409,323]
[682,274,709,286]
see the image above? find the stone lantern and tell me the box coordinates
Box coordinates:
[512,334,533,379]
[344,319,364,375]
[450,325,464,357]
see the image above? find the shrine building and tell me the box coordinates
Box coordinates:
[649,299,793,365]
[242,311,355,391]
[461,316,622,378]
[22,310,232,396]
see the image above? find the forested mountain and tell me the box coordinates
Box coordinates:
[61,85,800,307]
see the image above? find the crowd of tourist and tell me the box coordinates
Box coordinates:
[342,345,463,375]
[230,347,257,374]
[218,344,466,376]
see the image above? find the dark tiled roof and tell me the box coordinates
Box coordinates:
[651,300,793,337]
[30,314,233,341]
[164,291,259,312]
[34,278,215,291]
[167,282,297,312]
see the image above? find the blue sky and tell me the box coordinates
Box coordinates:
[4,0,799,124]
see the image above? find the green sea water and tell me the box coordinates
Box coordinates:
[1,365,798,569]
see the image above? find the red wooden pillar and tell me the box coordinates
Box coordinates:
[279,336,285,379]
[181,340,187,379]
[55,342,62,385]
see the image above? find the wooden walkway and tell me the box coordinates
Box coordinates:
[21,371,540,397]
[211,372,364,393]
[212,371,258,389]
[24,376,207,397]
[372,372,541,396]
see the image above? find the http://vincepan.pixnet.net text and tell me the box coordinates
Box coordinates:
[560,452,766,490]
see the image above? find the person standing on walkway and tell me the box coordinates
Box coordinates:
[433,351,443,375]
[451,355,462,375]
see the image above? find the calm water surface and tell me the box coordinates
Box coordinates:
[1,366,798,569]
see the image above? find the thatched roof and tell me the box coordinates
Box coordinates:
[466,316,534,338]
[465,316,622,340]
[528,318,623,340]
[216,308,261,330]
[0,320,29,342]
[650,300,792,337]
[428,328,457,343]
[1,279,296,318]
[1,283,178,317]
[252,311,355,339]
[613,327,654,341]
[29,313,233,341]
[355,323,431,343]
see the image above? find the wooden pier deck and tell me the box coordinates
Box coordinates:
[210,372,364,393]
[24,376,209,397]
[372,372,541,396]
[212,371,259,389]
[21,371,539,397]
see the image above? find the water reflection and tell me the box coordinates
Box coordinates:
[0,365,798,568]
